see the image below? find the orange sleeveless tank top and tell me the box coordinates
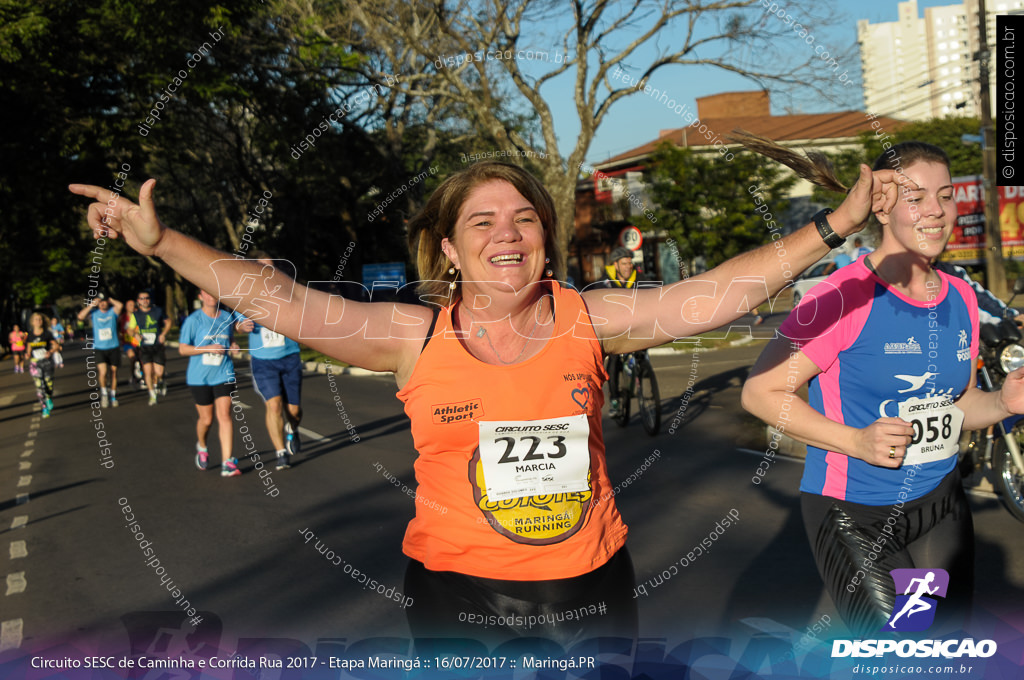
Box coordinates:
[396,283,628,580]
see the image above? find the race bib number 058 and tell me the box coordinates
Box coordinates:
[898,395,964,465]
[478,414,590,502]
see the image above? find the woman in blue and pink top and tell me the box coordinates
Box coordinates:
[742,140,1024,636]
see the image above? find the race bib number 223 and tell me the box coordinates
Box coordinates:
[477,414,590,502]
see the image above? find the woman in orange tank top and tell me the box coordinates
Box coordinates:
[71,159,903,645]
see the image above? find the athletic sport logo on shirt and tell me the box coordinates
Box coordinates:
[884,568,949,632]
[431,398,483,425]
[883,337,922,355]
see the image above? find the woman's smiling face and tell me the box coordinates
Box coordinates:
[442,179,547,294]
[877,160,955,260]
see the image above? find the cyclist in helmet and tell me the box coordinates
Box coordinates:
[600,247,642,416]
[601,246,640,289]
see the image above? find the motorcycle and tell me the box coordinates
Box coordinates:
[958,279,1024,522]
[607,350,661,435]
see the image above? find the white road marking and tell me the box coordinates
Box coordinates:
[26,431,36,440]
[10,517,27,530]
[0,394,15,407]
[235,399,331,442]
[9,542,26,559]
[16,476,30,488]
[0,619,23,651]
[18,462,29,471]
[298,426,331,442]
[5,572,26,595]
[20,449,32,458]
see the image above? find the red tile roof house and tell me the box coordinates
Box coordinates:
[570,90,906,285]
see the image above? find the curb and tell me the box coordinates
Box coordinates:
[171,340,749,375]
[649,335,756,355]
[170,340,386,378]
[304,361,384,377]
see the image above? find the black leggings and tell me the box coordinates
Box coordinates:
[801,468,974,637]
[404,546,637,648]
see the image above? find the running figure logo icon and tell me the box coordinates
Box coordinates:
[884,568,950,632]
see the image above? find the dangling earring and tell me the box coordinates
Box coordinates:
[449,266,460,291]
[544,257,553,278]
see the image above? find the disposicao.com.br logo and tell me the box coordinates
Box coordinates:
[832,569,997,659]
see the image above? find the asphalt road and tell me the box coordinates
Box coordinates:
[1,318,1022,676]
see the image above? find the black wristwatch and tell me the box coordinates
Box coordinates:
[813,208,845,249]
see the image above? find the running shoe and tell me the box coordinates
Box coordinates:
[195,445,209,471]
[221,457,241,477]
[110,394,119,407]
[276,450,291,470]
[159,380,167,396]
[285,427,301,456]
[101,392,109,408]
[45,397,53,411]
[41,406,50,418]
[148,393,157,406]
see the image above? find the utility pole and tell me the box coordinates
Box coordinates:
[978,0,1008,297]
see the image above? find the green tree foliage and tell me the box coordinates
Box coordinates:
[648,144,795,268]
[346,0,847,273]
[0,0,474,325]
[863,117,982,178]
[806,117,983,215]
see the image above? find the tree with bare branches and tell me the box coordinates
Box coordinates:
[344,0,856,269]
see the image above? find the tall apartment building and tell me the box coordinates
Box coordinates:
[857,0,1024,120]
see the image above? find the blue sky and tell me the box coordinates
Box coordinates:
[559,0,957,164]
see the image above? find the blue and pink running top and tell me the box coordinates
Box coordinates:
[779,257,978,506]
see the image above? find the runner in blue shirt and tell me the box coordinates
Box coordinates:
[234,253,305,470]
[179,289,241,477]
[77,294,124,407]
[49,317,66,368]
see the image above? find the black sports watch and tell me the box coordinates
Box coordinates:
[813,208,845,249]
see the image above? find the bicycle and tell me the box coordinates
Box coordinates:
[607,350,661,435]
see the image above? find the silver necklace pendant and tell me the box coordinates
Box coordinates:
[460,294,549,364]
